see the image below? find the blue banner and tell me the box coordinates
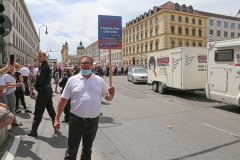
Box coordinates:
[98,15,122,49]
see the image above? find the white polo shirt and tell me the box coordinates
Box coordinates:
[3,74,16,95]
[0,76,6,93]
[20,67,30,76]
[61,73,109,118]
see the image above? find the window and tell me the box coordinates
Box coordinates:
[209,19,214,26]
[209,29,213,36]
[217,30,221,37]
[185,17,189,23]
[189,5,193,13]
[238,33,240,38]
[192,42,196,47]
[150,43,153,51]
[145,30,148,38]
[178,41,182,47]
[224,31,228,37]
[13,32,15,45]
[224,22,228,28]
[192,18,195,24]
[175,3,180,10]
[182,4,186,11]
[199,29,202,37]
[185,28,189,35]
[217,21,221,27]
[198,19,202,25]
[238,24,240,29]
[231,23,235,29]
[192,29,195,36]
[186,42,189,47]
[215,49,234,62]
[171,15,175,21]
[155,17,159,24]
[171,40,175,48]
[150,30,153,37]
[178,27,182,35]
[231,32,234,38]
[178,16,182,22]
[171,26,175,34]
[155,27,159,35]
[155,41,159,50]
[145,43,148,52]
[198,43,202,47]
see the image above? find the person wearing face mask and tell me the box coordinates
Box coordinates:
[54,56,115,160]
[28,52,60,137]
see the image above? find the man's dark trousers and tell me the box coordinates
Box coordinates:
[64,114,99,160]
[32,87,56,132]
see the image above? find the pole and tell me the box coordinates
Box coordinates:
[99,49,101,65]
[109,49,112,87]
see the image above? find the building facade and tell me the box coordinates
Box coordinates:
[61,41,85,65]
[196,10,240,42]
[2,0,39,65]
[122,1,208,65]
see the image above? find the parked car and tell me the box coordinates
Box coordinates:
[127,68,147,84]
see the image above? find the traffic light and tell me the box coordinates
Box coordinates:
[0,2,12,37]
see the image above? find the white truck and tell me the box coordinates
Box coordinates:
[206,38,240,106]
[148,47,207,94]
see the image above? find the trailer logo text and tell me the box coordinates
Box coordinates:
[157,57,169,66]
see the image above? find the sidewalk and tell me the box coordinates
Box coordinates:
[1,83,69,160]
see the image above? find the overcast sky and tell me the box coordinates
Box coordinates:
[24,0,240,62]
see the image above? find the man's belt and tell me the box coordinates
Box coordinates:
[71,113,98,121]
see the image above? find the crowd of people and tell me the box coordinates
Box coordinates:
[0,53,115,160]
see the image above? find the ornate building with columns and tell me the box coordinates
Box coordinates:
[61,41,86,65]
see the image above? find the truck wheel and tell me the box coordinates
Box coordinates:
[158,82,166,94]
[152,82,158,92]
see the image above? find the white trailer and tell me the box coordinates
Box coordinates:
[206,38,240,106]
[148,47,207,94]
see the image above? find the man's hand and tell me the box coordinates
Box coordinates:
[105,86,115,101]
[54,119,60,130]
[108,87,115,96]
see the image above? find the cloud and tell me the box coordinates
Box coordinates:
[25,0,240,62]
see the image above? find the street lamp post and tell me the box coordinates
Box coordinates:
[38,25,48,52]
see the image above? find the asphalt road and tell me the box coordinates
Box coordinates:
[1,76,240,160]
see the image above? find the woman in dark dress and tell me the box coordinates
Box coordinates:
[14,64,31,113]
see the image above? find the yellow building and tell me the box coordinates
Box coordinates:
[61,41,86,64]
[122,1,208,65]
[61,42,69,63]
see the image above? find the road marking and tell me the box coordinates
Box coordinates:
[203,123,240,138]
[4,136,21,160]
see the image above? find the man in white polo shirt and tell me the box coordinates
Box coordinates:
[54,56,115,160]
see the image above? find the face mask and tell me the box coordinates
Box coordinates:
[81,69,92,75]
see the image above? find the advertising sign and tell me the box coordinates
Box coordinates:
[98,15,122,49]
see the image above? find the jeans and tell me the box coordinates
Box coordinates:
[64,114,99,160]
[5,92,16,115]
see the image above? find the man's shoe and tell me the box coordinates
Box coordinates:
[27,130,38,137]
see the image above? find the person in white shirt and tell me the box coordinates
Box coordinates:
[20,65,30,95]
[54,56,115,160]
[3,65,23,126]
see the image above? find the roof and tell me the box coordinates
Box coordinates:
[196,10,240,21]
[77,42,85,50]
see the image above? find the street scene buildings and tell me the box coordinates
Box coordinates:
[1,0,240,160]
